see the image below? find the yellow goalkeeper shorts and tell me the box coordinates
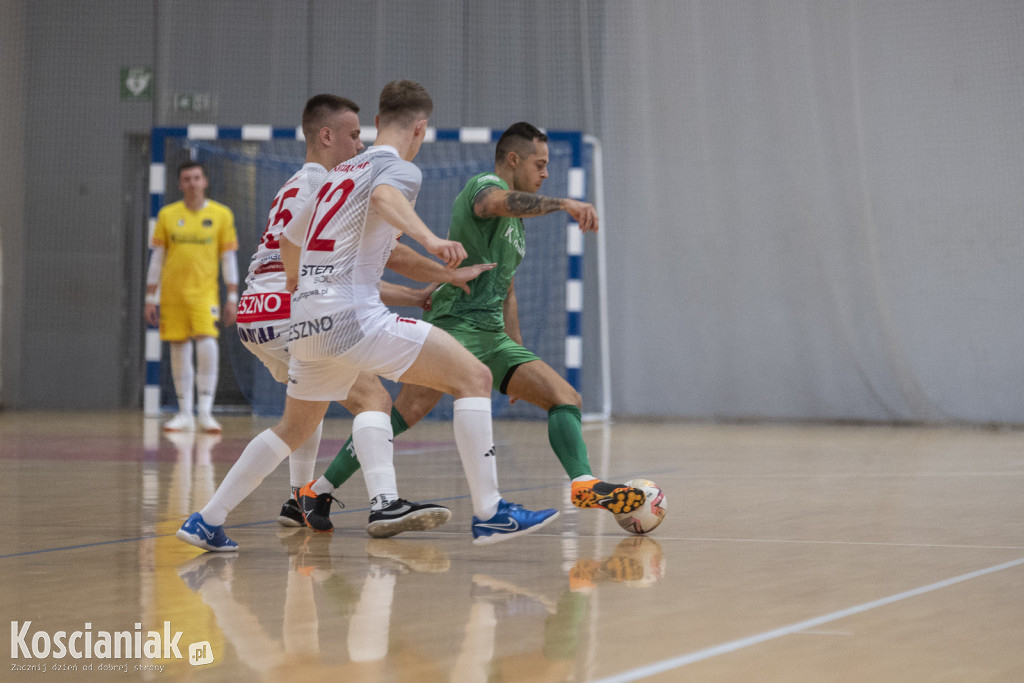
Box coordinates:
[159,299,220,341]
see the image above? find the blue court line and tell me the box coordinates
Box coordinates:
[588,555,1024,683]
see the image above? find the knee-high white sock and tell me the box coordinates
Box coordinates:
[194,336,219,416]
[200,429,291,526]
[353,411,397,510]
[289,420,323,489]
[169,341,195,415]
[453,397,501,520]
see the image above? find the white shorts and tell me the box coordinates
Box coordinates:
[237,320,291,383]
[286,315,432,402]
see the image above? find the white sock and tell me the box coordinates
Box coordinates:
[200,429,291,526]
[353,411,397,510]
[169,341,195,416]
[453,397,502,520]
[312,476,334,496]
[289,420,322,488]
[194,336,218,416]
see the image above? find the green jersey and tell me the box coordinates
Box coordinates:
[425,172,525,332]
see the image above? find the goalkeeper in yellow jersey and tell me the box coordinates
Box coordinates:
[298,122,647,530]
[145,161,239,433]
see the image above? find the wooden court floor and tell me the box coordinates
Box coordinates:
[2,411,1023,681]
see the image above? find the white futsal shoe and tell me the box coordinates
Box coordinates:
[196,412,222,433]
[163,413,195,432]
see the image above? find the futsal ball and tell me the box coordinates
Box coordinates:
[613,479,667,535]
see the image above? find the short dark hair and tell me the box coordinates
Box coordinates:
[177,161,205,178]
[495,122,547,165]
[377,80,433,128]
[302,94,360,140]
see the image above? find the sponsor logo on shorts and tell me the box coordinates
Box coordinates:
[237,325,278,344]
[237,292,290,323]
[288,316,333,341]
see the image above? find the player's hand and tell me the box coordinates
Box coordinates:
[447,262,495,294]
[565,199,599,233]
[144,302,159,327]
[426,236,467,268]
[413,285,437,311]
[222,300,238,327]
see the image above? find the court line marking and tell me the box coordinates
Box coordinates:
[588,555,1024,683]
[668,536,1024,550]
[685,471,1024,478]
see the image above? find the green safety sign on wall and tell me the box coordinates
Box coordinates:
[121,67,153,101]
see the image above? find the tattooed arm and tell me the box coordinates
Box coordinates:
[473,185,599,233]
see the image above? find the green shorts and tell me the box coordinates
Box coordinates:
[434,319,540,393]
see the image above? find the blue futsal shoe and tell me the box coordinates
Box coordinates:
[176,512,238,552]
[471,500,559,545]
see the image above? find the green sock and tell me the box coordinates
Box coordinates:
[547,404,592,480]
[324,406,409,488]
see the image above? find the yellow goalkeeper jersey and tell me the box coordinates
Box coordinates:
[153,200,238,305]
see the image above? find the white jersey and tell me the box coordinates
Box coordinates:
[237,162,328,324]
[283,145,421,360]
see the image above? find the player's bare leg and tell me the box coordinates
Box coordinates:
[176,396,330,552]
[398,327,559,544]
[393,382,445,427]
[300,377,445,534]
[507,359,646,516]
[297,372,450,536]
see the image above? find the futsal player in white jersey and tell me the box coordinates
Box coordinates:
[177,80,558,551]
[236,94,495,531]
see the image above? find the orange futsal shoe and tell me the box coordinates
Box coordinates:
[570,479,646,515]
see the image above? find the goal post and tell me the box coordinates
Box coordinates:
[145,126,610,421]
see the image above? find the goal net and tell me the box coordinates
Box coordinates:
[146,127,605,421]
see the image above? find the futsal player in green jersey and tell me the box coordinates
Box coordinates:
[297,122,646,530]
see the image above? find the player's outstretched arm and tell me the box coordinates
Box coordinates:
[380,282,434,310]
[386,243,495,294]
[370,184,466,266]
[474,187,599,233]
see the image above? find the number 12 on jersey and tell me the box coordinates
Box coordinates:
[305,178,355,252]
